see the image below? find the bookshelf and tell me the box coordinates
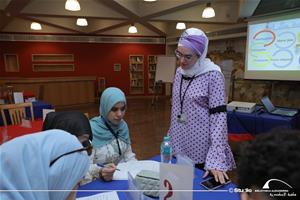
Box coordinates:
[148,55,162,94]
[32,54,74,72]
[129,55,144,94]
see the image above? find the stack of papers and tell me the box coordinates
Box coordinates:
[113,160,160,180]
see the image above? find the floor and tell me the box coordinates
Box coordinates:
[56,97,238,182]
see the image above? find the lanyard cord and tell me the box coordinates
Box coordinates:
[104,119,122,156]
[179,75,195,114]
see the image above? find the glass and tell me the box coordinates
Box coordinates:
[174,49,196,61]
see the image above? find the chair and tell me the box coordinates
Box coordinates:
[84,112,89,119]
[0,102,34,126]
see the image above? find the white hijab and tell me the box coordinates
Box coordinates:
[178,28,221,77]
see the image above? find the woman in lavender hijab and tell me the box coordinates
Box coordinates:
[168,28,236,183]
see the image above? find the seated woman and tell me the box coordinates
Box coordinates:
[86,87,137,183]
[0,129,90,200]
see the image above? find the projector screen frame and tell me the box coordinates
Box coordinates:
[244,12,300,81]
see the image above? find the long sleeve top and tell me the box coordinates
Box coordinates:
[81,138,136,184]
[168,69,236,171]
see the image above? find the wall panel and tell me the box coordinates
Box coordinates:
[0,77,96,106]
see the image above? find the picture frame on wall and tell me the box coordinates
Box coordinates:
[114,63,121,71]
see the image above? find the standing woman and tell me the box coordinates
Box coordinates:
[168,28,236,183]
[84,87,137,183]
[0,129,90,200]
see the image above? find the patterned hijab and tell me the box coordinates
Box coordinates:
[0,130,89,200]
[90,87,130,148]
[178,27,221,77]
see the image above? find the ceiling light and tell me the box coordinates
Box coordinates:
[76,18,88,26]
[128,24,137,34]
[176,22,186,30]
[202,3,215,18]
[65,0,81,11]
[30,22,42,30]
[144,0,157,2]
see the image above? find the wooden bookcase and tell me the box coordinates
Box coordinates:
[129,55,144,94]
[148,55,162,94]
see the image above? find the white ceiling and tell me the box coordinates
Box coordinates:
[0,0,261,37]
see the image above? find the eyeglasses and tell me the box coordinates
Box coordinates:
[49,140,92,167]
[174,49,197,61]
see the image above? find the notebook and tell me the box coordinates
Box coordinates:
[261,96,298,117]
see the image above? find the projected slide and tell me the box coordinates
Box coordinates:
[247,18,300,71]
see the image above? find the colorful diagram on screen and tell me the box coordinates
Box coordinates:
[247,18,300,70]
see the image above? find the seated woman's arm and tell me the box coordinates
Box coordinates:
[122,144,137,162]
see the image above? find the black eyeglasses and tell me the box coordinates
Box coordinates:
[49,140,92,167]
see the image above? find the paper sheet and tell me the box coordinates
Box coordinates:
[13,92,24,104]
[113,160,160,180]
[76,191,119,200]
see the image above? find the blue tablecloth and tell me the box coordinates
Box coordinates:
[227,106,299,135]
[0,100,53,126]
[77,156,240,200]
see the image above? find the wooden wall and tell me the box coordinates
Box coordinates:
[0,77,95,106]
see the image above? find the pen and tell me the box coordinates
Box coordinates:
[97,163,120,171]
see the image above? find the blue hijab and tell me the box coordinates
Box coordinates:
[90,87,130,148]
[0,130,89,200]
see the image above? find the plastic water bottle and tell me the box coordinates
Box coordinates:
[160,136,172,163]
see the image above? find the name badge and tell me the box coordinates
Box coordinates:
[177,113,187,123]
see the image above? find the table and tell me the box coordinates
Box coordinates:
[227,106,299,141]
[0,100,53,126]
[77,156,240,200]
[0,120,43,144]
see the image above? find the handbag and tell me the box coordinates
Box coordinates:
[135,170,160,198]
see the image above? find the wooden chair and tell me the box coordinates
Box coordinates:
[0,102,34,126]
[84,112,89,119]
